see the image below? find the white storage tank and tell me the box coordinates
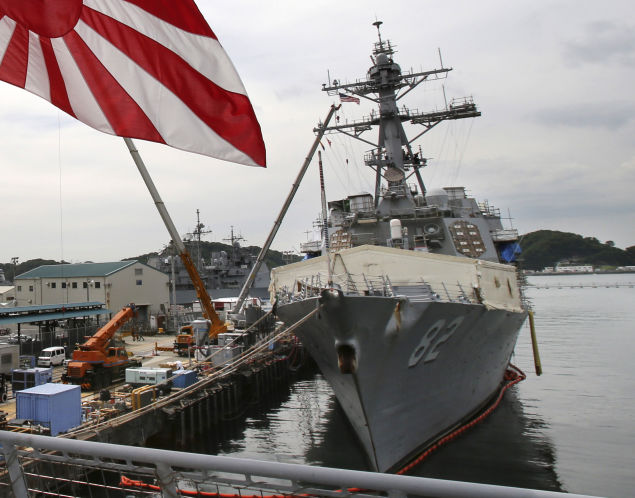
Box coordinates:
[390,219,402,241]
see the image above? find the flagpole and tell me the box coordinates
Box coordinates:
[234,105,340,313]
[123,137,225,336]
[123,138,185,254]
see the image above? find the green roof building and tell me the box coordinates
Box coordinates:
[15,261,169,317]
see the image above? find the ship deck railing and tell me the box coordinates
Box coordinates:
[0,431,599,498]
[277,272,474,305]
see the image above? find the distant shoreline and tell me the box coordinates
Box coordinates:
[525,270,635,276]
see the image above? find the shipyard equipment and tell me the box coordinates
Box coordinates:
[62,305,141,390]
[0,344,19,402]
[174,318,222,356]
[172,251,228,356]
[125,367,173,395]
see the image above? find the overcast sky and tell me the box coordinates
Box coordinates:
[1,0,634,266]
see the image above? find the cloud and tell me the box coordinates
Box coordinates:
[530,101,635,130]
[2,1,635,262]
[563,20,635,66]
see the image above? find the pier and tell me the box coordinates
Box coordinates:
[527,282,635,289]
[0,309,308,447]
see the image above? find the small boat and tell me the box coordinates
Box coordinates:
[271,22,527,473]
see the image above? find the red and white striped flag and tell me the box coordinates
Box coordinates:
[0,0,266,167]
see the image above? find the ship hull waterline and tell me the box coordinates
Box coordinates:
[276,292,527,473]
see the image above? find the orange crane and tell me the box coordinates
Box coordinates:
[124,138,227,353]
[63,304,141,390]
[173,252,227,355]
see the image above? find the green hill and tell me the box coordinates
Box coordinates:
[519,230,635,271]
[0,258,61,282]
[125,240,299,270]
[1,243,298,283]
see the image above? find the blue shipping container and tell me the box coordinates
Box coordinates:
[172,369,197,388]
[16,383,81,436]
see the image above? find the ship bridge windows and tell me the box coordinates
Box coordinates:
[348,194,374,213]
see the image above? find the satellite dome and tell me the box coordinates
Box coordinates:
[376,53,389,65]
[425,188,449,210]
[426,188,447,197]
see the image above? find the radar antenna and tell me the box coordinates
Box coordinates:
[373,20,383,44]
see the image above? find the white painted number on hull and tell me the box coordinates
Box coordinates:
[408,317,465,367]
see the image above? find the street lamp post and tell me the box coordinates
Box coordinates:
[86,279,94,302]
[85,279,94,329]
[11,257,18,304]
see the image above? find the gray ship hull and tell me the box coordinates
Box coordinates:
[276,292,526,472]
[270,21,528,473]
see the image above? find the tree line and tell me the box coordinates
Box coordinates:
[519,230,635,271]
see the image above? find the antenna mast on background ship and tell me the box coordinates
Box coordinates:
[186,209,212,273]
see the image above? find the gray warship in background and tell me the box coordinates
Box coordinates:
[148,223,271,308]
[271,22,528,473]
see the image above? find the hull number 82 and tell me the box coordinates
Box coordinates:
[408,316,464,367]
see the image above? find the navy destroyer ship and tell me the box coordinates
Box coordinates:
[270,22,528,473]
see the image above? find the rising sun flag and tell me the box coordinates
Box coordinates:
[0,0,266,167]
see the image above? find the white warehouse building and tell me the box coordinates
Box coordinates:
[14,261,169,316]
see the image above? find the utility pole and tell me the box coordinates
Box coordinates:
[11,257,18,304]
[170,242,178,332]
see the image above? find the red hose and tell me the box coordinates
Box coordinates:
[396,364,526,475]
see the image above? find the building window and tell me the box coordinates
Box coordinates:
[29,285,34,292]
[51,282,56,289]
[83,282,88,289]
[61,282,67,289]
[17,286,22,292]
[136,280,143,286]
[94,282,101,289]
[72,282,77,289]
[135,268,143,275]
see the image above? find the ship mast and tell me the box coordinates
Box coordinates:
[319,21,480,207]
[223,226,244,265]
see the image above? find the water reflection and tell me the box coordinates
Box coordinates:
[148,370,563,493]
[407,388,563,492]
[147,275,635,497]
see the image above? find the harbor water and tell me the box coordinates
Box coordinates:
[148,273,635,498]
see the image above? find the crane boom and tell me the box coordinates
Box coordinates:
[123,137,227,340]
[234,105,339,312]
[80,305,136,353]
[179,251,227,338]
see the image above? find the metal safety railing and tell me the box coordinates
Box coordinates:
[276,272,474,306]
[0,431,599,498]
